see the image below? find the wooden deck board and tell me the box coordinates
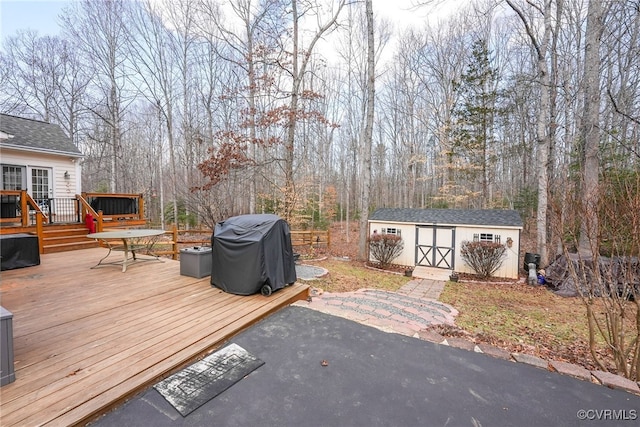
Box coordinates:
[0,248,309,426]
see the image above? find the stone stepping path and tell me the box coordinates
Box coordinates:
[294,287,458,336]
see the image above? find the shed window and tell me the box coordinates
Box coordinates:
[474,233,500,243]
[381,227,401,237]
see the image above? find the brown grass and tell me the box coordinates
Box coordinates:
[306,221,638,374]
[303,258,410,293]
[438,281,598,368]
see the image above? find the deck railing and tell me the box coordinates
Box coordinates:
[1,193,329,258]
[0,191,148,228]
[81,192,145,223]
[150,227,331,260]
[36,197,81,224]
[290,230,330,248]
[0,190,50,226]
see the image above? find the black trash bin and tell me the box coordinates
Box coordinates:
[210,214,297,296]
[523,252,541,272]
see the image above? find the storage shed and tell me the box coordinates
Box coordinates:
[368,208,523,279]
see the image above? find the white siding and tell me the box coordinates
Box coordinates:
[368,221,416,267]
[0,149,81,198]
[453,226,521,279]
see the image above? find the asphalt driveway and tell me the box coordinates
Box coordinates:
[92,306,640,427]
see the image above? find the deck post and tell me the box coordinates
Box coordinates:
[172,225,178,260]
[35,212,44,254]
[96,211,104,232]
[20,190,28,227]
[138,194,144,221]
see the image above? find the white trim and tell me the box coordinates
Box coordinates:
[0,143,83,158]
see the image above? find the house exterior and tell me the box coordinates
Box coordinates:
[368,208,523,279]
[0,114,82,204]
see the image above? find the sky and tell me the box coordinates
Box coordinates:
[1,0,69,40]
[1,0,457,43]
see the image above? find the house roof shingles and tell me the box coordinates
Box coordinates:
[369,208,523,228]
[0,113,82,157]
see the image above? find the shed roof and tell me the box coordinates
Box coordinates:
[369,208,523,228]
[0,113,82,157]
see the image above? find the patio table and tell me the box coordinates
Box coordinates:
[87,229,165,272]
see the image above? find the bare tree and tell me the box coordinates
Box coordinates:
[125,0,184,226]
[578,0,607,255]
[551,169,640,380]
[62,0,132,193]
[194,0,274,215]
[506,0,554,266]
[0,32,89,145]
[280,0,346,222]
[357,0,375,260]
[414,19,469,206]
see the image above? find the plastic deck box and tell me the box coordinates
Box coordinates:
[180,247,212,279]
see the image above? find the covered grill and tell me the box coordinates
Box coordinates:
[210,214,297,296]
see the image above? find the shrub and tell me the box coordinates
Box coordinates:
[368,233,404,268]
[460,240,506,278]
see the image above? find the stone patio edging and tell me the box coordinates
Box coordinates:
[416,329,640,396]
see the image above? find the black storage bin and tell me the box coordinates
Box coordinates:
[523,252,541,272]
[0,234,40,271]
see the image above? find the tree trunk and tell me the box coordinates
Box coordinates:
[578,0,604,255]
[110,81,119,193]
[284,0,299,221]
[358,0,375,260]
[535,57,550,266]
[284,0,345,222]
[506,0,552,266]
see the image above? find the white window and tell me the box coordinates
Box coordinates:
[474,233,500,243]
[2,165,26,190]
[381,227,401,237]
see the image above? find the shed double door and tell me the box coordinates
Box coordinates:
[415,225,455,269]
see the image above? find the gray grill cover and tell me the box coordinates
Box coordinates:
[210,214,297,295]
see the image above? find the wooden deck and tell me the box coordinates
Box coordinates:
[0,248,309,426]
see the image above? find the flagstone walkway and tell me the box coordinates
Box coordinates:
[293,278,456,336]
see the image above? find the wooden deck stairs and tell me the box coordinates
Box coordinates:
[0,191,151,255]
[41,223,100,254]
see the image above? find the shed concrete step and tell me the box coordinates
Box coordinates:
[412,266,452,281]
